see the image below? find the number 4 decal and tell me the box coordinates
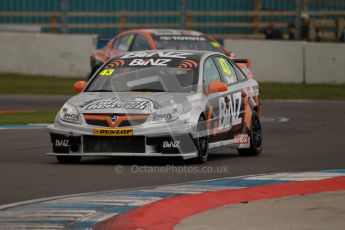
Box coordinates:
[218,92,242,131]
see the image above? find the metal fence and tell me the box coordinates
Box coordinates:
[0,0,345,40]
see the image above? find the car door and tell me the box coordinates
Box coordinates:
[202,56,229,146]
[213,55,247,142]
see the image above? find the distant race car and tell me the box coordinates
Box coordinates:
[48,50,262,163]
[89,29,244,78]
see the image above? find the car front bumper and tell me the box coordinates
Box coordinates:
[46,119,199,160]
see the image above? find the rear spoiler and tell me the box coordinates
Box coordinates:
[233,59,252,68]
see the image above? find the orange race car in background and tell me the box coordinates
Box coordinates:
[89,29,252,79]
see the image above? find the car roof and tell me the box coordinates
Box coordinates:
[125,29,205,36]
[111,49,220,60]
[104,50,225,70]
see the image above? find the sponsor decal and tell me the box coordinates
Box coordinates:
[106,54,199,68]
[99,69,115,76]
[163,141,181,148]
[153,31,184,36]
[234,133,249,144]
[159,36,207,41]
[129,59,171,66]
[93,128,133,136]
[153,31,202,36]
[218,92,242,131]
[83,98,155,111]
[209,139,234,149]
[63,112,80,121]
[110,114,119,123]
[106,59,125,68]
[218,57,231,76]
[127,34,135,46]
[211,41,221,47]
[178,59,198,69]
[121,51,193,59]
[55,139,69,147]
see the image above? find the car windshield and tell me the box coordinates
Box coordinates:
[152,35,225,54]
[86,66,198,93]
[156,40,224,53]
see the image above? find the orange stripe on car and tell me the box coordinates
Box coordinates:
[242,89,252,129]
[213,121,218,136]
[207,107,213,136]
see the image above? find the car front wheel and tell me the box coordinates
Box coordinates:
[192,116,209,163]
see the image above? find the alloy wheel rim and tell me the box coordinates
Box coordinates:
[199,136,208,159]
[252,116,262,149]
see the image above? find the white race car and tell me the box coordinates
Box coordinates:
[48,50,262,163]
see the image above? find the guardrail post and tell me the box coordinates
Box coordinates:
[186,13,193,30]
[60,0,68,33]
[50,14,58,33]
[295,0,302,40]
[309,19,316,41]
[253,0,261,34]
[180,0,187,29]
[119,12,127,32]
[337,18,345,40]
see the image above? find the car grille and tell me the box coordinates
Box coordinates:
[83,136,145,153]
[84,114,148,128]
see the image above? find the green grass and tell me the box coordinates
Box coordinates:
[260,83,345,100]
[0,110,58,125]
[1,74,345,100]
[0,74,80,95]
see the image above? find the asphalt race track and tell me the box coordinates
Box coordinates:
[0,98,345,205]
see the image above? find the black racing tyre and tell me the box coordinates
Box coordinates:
[56,156,82,163]
[192,116,209,164]
[238,114,263,156]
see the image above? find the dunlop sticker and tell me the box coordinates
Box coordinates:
[93,128,133,136]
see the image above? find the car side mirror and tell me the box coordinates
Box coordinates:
[206,81,228,95]
[74,81,87,93]
[246,59,252,68]
[226,50,233,58]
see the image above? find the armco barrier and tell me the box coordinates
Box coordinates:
[225,39,304,83]
[224,39,345,84]
[0,32,96,78]
[305,43,345,84]
[0,33,344,83]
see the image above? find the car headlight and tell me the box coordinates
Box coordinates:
[59,103,81,124]
[150,104,183,123]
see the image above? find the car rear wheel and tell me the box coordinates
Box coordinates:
[238,114,263,156]
[56,156,82,163]
[192,116,209,164]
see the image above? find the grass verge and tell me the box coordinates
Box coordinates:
[0,74,79,95]
[0,110,57,125]
[1,74,345,100]
[260,83,345,100]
